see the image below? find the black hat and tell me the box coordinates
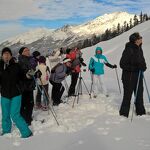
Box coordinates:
[19,47,27,55]
[1,47,12,56]
[32,51,41,58]
[38,56,46,64]
[129,32,142,43]
[66,48,71,54]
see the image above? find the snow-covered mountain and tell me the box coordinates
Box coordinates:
[0,12,136,54]
[67,12,135,36]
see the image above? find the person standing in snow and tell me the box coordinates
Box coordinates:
[35,56,50,110]
[66,48,85,97]
[89,47,117,97]
[18,47,37,126]
[49,58,72,106]
[0,47,32,138]
[119,32,147,117]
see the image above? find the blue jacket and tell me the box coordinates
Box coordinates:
[89,54,108,75]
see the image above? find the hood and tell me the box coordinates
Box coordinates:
[95,47,103,53]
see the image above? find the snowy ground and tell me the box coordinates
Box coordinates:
[1,20,150,150]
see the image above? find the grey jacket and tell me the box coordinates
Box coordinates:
[50,63,67,83]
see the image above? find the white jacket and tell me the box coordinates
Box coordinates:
[36,63,50,85]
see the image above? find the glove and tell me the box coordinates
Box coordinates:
[112,64,117,69]
[35,70,42,78]
[26,69,35,79]
[90,68,95,73]
[81,62,87,67]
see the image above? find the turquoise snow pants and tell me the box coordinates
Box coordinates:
[1,95,32,138]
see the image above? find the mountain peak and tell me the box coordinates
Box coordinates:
[71,11,135,36]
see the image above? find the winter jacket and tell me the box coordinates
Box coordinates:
[66,50,81,73]
[89,54,108,75]
[36,64,50,85]
[18,55,36,91]
[120,42,147,72]
[0,58,25,99]
[50,63,67,83]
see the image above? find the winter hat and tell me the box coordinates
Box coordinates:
[66,48,71,54]
[19,47,27,55]
[129,32,142,43]
[1,47,12,56]
[32,51,41,58]
[63,58,71,63]
[38,56,46,64]
[96,47,103,53]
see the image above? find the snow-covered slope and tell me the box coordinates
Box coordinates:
[0,20,150,150]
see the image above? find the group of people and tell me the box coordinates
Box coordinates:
[0,32,147,138]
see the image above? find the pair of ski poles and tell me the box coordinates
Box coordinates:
[89,67,121,97]
[131,71,150,121]
[33,76,60,126]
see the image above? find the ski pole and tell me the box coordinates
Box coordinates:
[33,76,59,126]
[131,70,141,122]
[39,77,59,126]
[90,71,94,99]
[143,74,150,102]
[115,68,121,94]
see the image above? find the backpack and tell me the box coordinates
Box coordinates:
[51,63,62,73]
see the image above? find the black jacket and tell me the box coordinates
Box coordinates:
[18,55,36,91]
[120,42,147,72]
[0,58,25,99]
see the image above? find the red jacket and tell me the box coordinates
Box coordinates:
[66,50,81,73]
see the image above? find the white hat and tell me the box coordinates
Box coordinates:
[63,58,71,63]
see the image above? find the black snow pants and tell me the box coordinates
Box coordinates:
[119,71,146,117]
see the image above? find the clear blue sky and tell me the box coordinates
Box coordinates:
[0,0,150,41]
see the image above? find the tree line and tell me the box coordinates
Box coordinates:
[76,12,150,49]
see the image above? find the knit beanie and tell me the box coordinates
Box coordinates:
[19,47,27,55]
[1,47,12,56]
[32,51,41,58]
[38,56,46,64]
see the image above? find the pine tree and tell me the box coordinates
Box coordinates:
[129,18,133,29]
[133,15,139,26]
[140,11,143,23]
[123,21,127,31]
[126,23,130,31]
[117,23,121,34]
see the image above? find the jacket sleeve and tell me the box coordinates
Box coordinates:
[103,56,114,68]
[48,51,60,62]
[137,49,147,71]
[88,58,94,70]
[105,62,114,68]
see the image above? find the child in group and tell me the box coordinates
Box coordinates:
[89,47,117,97]
[35,56,50,111]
